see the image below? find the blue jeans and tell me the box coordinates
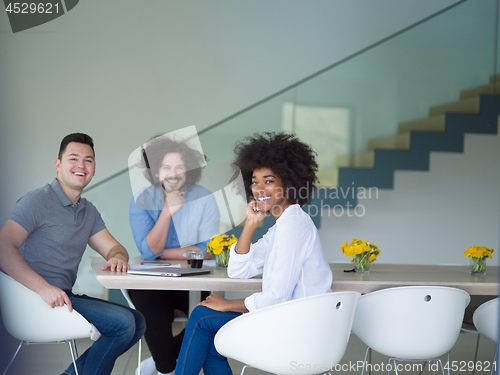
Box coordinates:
[63,292,146,375]
[174,306,241,375]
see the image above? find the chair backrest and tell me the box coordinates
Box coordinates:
[0,272,92,342]
[473,298,499,344]
[352,286,470,360]
[214,291,360,375]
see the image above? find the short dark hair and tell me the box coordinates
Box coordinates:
[58,133,95,160]
[140,135,205,187]
[232,132,318,206]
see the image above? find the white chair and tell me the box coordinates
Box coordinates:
[473,298,499,374]
[459,297,498,375]
[352,286,470,375]
[120,289,188,375]
[214,291,361,375]
[473,298,499,344]
[0,272,97,375]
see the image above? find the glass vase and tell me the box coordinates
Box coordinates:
[216,249,230,268]
[470,257,486,276]
[354,252,371,273]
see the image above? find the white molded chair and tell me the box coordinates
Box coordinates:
[120,288,188,375]
[473,298,499,344]
[352,286,470,375]
[473,298,499,374]
[0,272,96,375]
[214,291,361,375]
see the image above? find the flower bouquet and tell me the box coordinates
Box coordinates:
[464,246,494,275]
[207,234,238,267]
[341,239,380,273]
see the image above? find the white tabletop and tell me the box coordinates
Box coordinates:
[91,257,499,295]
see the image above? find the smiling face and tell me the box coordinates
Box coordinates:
[55,142,95,198]
[157,152,187,192]
[251,167,291,219]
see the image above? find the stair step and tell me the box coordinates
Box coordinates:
[490,73,500,84]
[368,133,410,151]
[460,74,500,99]
[336,152,375,168]
[460,84,500,99]
[317,169,338,188]
[398,115,446,133]
[429,96,480,116]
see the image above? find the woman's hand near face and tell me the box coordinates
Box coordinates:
[235,200,267,255]
[246,199,268,224]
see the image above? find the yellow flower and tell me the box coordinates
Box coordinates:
[208,234,238,255]
[341,239,380,263]
[464,246,494,259]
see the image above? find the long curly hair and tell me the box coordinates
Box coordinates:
[232,132,318,206]
[140,135,205,187]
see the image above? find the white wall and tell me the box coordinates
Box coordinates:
[0,0,460,224]
[320,116,500,266]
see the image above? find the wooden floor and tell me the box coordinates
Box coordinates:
[0,321,496,375]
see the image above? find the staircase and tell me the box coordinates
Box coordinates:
[308,75,500,227]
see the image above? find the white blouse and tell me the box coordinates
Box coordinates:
[227,204,333,312]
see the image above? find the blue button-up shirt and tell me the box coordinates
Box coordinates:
[129,184,220,260]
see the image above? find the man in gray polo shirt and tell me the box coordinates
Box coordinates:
[0,133,146,375]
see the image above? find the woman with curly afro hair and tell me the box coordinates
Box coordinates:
[175,132,332,375]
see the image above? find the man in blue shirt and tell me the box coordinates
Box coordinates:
[0,133,146,375]
[129,135,220,375]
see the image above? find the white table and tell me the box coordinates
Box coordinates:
[91,257,499,295]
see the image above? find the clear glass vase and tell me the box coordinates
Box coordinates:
[354,253,371,273]
[216,249,230,268]
[470,257,486,276]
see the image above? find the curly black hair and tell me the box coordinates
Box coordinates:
[232,132,318,206]
[140,135,205,187]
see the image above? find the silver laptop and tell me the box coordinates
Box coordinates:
[128,267,211,277]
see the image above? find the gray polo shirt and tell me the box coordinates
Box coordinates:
[8,178,106,291]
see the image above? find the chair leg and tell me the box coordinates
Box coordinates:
[67,340,79,375]
[419,361,428,375]
[72,339,79,358]
[436,358,446,375]
[137,338,142,375]
[122,347,133,375]
[122,338,142,375]
[240,365,252,375]
[2,341,23,375]
[389,358,398,375]
[360,346,370,375]
[368,347,372,375]
[490,346,498,375]
[471,334,481,375]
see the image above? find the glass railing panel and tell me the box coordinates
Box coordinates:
[198,89,296,164]
[294,0,499,169]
